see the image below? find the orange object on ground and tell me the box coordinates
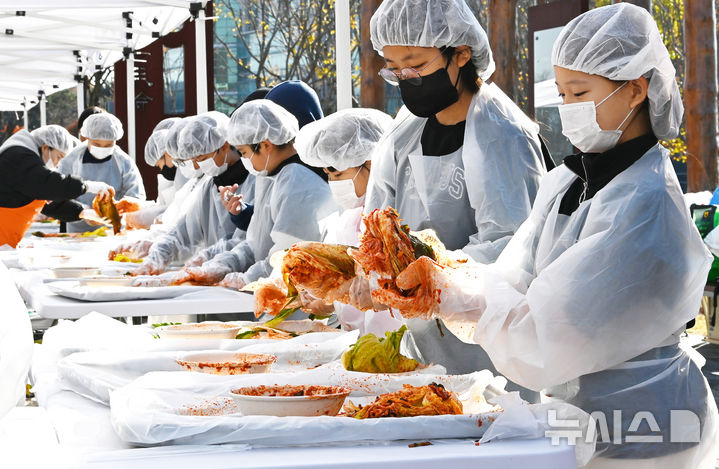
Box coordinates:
[0,199,47,247]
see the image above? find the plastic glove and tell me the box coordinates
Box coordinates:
[79,208,112,227]
[108,240,154,260]
[84,180,113,198]
[219,184,243,216]
[184,263,232,286]
[371,256,486,319]
[132,271,191,287]
[184,252,208,268]
[219,272,247,290]
[115,197,142,215]
[134,257,166,276]
[298,290,334,316]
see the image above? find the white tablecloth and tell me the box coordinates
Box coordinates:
[1,393,578,469]
[10,266,255,319]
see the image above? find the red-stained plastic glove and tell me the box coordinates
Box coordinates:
[371,256,486,320]
[184,263,232,286]
[131,271,191,287]
[218,272,246,290]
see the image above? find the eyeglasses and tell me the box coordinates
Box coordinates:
[378,51,445,87]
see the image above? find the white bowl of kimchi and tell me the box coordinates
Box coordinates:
[229,384,351,417]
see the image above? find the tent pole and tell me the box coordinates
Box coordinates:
[334,0,352,110]
[195,7,208,113]
[39,92,47,127]
[76,81,84,117]
[126,52,136,161]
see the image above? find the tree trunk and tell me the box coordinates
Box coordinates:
[488,0,518,100]
[360,0,385,110]
[684,0,718,192]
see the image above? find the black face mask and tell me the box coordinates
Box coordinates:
[398,60,460,118]
[160,165,177,181]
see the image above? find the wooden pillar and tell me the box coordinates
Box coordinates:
[360,0,385,110]
[685,0,718,191]
[488,0,518,100]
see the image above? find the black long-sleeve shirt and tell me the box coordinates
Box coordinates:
[0,144,87,221]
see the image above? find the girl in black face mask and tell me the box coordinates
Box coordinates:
[364,0,548,399]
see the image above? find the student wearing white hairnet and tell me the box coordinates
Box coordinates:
[109,118,207,262]
[133,112,255,276]
[365,0,547,386]
[58,112,146,232]
[292,108,402,335]
[375,5,718,468]
[182,99,336,288]
[183,84,328,268]
[122,119,191,230]
[0,125,113,247]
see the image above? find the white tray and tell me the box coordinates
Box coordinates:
[46,281,212,302]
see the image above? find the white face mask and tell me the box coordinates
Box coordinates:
[179,162,204,179]
[329,167,365,211]
[241,150,270,177]
[558,81,635,153]
[197,150,227,177]
[88,144,115,159]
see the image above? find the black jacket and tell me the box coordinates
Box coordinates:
[0,144,87,221]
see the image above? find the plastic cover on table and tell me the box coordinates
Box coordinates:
[109,369,501,446]
[56,331,361,405]
[480,392,596,467]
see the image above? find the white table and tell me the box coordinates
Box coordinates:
[2,391,578,469]
[6,256,256,320]
[27,282,255,319]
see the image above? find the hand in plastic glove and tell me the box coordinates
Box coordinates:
[134,258,166,276]
[115,197,142,215]
[219,272,247,290]
[108,240,154,261]
[132,271,191,287]
[219,184,243,216]
[184,252,208,268]
[79,208,112,227]
[371,257,485,319]
[298,290,335,316]
[84,180,113,198]
[184,263,232,286]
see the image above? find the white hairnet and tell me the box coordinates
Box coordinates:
[551,3,682,140]
[153,117,181,132]
[228,99,299,147]
[30,125,75,154]
[296,108,393,172]
[198,111,230,130]
[80,112,124,141]
[144,129,170,167]
[175,115,227,160]
[164,119,191,161]
[370,0,495,80]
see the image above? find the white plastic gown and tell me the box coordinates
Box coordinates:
[143,173,255,269]
[192,227,245,264]
[365,82,546,264]
[441,144,717,465]
[57,141,146,232]
[211,162,336,285]
[154,174,205,230]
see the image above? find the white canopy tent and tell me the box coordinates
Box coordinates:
[0,0,354,155]
[0,1,207,160]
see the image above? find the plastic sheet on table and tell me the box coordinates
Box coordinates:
[109,369,502,446]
